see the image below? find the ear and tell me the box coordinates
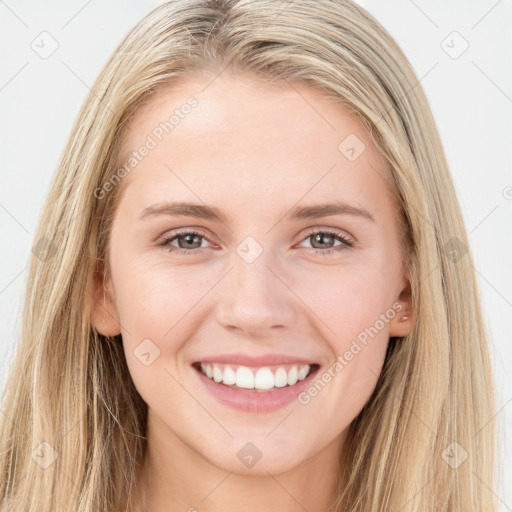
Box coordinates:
[389,276,414,338]
[90,262,122,337]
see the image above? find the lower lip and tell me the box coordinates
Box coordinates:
[193,365,320,413]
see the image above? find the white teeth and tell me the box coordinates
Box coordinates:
[212,365,223,383]
[298,365,309,381]
[235,366,254,389]
[287,366,298,386]
[222,365,236,385]
[199,363,313,391]
[254,367,274,390]
[274,367,288,387]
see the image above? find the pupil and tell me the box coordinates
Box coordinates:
[180,234,200,248]
[314,233,333,248]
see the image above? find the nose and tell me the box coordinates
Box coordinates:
[215,251,296,337]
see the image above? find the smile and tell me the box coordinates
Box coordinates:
[193,362,320,392]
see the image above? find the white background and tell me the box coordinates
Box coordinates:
[0,0,511,508]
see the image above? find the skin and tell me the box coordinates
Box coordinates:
[91,71,414,512]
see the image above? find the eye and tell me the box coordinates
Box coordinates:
[156,228,354,256]
[297,228,353,256]
[157,230,212,255]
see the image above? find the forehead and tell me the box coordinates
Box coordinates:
[114,72,393,215]
[120,72,370,155]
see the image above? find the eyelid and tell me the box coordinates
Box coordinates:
[298,226,355,245]
[155,227,214,245]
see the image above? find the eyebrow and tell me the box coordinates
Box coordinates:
[139,201,375,223]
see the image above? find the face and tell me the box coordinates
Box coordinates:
[92,71,413,476]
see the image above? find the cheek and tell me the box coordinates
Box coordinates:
[111,260,206,397]
[111,256,220,370]
[307,341,387,437]
[296,264,392,409]
[112,241,203,317]
[301,262,394,342]
[299,303,390,433]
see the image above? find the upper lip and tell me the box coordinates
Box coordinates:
[193,353,318,367]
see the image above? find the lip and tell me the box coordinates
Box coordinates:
[193,353,317,367]
[192,363,320,413]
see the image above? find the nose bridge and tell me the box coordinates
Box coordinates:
[215,238,295,333]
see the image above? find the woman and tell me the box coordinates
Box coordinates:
[0,1,497,511]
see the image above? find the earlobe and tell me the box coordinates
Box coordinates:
[90,266,122,337]
[389,307,414,338]
[389,279,414,338]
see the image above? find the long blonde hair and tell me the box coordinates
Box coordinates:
[0,1,497,510]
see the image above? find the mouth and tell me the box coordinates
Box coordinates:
[192,361,321,393]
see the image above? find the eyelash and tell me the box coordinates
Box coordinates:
[156,228,353,257]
